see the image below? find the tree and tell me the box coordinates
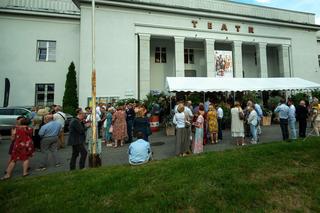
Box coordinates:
[63,62,78,116]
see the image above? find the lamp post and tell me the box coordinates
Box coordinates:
[89,0,100,167]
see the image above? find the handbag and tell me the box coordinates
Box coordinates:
[239,109,244,120]
[184,112,191,128]
[109,125,113,133]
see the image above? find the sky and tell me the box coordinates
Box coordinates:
[231,0,320,25]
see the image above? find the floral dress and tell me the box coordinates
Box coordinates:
[192,115,204,154]
[207,110,218,133]
[11,126,34,161]
[112,110,127,140]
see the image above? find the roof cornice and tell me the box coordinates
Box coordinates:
[77,0,320,31]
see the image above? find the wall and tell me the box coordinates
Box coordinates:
[242,45,258,77]
[150,38,174,91]
[0,14,80,106]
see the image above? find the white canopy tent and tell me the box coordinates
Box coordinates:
[165,77,320,92]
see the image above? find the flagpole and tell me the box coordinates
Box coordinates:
[91,0,97,164]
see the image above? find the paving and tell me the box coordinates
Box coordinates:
[0,124,288,179]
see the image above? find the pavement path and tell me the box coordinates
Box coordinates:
[0,124,288,179]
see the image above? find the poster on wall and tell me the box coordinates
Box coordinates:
[215,50,233,78]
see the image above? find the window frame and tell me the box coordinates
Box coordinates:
[184,48,194,64]
[155,46,167,63]
[35,83,55,106]
[36,40,56,62]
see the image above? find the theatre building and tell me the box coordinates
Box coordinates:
[1,0,320,107]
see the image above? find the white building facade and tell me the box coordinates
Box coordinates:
[1,0,320,107]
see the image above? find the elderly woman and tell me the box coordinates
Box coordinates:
[133,109,152,142]
[2,117,34,179]
[207,105,218,144]
[112,106,127,147]
[173,103,190,156]
[104,107,113,146]
[231,102,245,146]
[247,106,258,144]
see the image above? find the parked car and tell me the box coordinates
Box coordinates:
[0,107,32,131]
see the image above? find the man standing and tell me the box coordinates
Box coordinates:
[274,98,290,141]
[217,104,224,142]
[287,99,297,140]
[37,115,62,171]
[128,132,152,165]
[126,103,135,143]
[296,100,308,138]
[53,105,66,149]
[68,109,87,170]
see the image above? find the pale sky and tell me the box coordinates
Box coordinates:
[231,0,320,25]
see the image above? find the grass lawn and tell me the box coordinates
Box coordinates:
[1,138,320,212]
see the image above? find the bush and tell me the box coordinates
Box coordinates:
[62,62,78,116]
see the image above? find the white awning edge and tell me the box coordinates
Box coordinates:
[165,77,320,92]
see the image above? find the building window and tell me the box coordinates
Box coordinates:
[35,84,54,106]
[184,49,194,64]
[37,41,56,62]
[155,47,166,63]
[318,55,320,68]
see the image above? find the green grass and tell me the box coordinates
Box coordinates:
[1,138,320,212]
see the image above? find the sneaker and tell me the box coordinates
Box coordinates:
[36,167,46,172]
[55,163,62,168]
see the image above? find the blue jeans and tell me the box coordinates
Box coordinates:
[289,118,297,140]
[250,124,257,142]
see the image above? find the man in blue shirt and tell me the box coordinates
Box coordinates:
[128,132,152,165]
[37,115,62,171]
[274,98,290,141]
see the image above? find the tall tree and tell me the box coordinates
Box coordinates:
[63,62,78,116]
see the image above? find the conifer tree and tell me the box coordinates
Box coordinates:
[63,62,78,116]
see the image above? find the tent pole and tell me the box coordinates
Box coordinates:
[203,92,205,103]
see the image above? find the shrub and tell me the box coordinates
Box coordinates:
[62,62,78,116]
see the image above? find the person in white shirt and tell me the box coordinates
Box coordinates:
[247,106,258,144]
[53,105,66,149]
[173,103,190,156]
[217,104,224,141]
[287,99,297,140]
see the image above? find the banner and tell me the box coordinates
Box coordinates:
[215,51,233,78]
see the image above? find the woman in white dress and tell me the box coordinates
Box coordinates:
[231,101,245,146]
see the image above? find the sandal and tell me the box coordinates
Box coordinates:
[1,175,11,181]
[23,173,30,177]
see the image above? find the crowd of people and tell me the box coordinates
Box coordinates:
[1,95,320,180]
[173,96,320,156]
[1,103,153,180]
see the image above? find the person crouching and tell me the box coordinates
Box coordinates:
[128,132,152,165]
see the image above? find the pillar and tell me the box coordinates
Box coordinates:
[256,42,268,78]
[279,44,290,77]
[205,38,215,77]
[174,36,185,77]
[139,34,151,99]
[233,40,243,78]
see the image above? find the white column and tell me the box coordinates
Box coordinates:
[174,36,185,77]
[205,38,215,77]
[233,40,243,78]
[256,42,268,78]
[278,44,290,77]
[139,34,151,100]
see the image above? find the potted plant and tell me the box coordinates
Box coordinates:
[164,113,175,136]
[262,107,272,126]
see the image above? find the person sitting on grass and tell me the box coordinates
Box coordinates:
[128,132,152,165]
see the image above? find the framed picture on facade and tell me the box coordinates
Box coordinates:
[215,50,233,78]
